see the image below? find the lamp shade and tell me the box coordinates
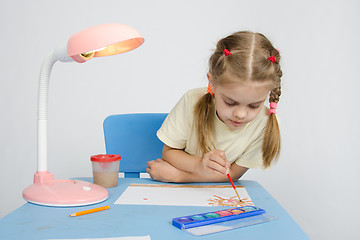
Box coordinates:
[68,23,144,63]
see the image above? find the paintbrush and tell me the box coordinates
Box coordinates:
[210,143,243,203]
[227,173,243,202]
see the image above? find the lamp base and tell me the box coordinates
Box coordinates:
[23,171,108,207]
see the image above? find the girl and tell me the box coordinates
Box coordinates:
[146,31,282,183]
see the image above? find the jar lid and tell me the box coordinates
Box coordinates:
[91,154,121,162]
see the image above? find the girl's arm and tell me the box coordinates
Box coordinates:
[161,145,203,173]
[163,144,232,176]
[146,145,248,182]
[174,160,248,183]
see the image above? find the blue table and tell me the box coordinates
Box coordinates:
[0,178,309,240]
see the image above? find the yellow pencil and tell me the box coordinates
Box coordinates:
[69,205,110,217]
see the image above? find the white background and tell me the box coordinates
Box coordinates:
[1,1,359,239]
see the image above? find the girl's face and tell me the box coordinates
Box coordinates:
[209,72,272,130]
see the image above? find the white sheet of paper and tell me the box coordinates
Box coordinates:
[48,235,151,240]
[115,184,254,207]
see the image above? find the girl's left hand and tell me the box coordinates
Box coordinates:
[146,159,181,182]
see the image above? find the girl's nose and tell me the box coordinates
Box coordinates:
[234,107,247,120]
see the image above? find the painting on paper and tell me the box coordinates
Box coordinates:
[115,184,254,207]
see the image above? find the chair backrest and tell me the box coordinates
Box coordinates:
[103,113,168,178]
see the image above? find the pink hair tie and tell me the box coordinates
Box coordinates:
[268,56,276,63]
[223,49,232,56]
[269,102,277,114]
[269,109,276,114]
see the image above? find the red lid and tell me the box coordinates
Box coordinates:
[90,154,121,162]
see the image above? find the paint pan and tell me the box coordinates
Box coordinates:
[172,206,277,236]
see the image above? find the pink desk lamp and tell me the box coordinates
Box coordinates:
[23,23,144,206]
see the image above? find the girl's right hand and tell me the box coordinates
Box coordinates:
[200,149,230,176]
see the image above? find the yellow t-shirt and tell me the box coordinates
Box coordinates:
[157,88,270,169]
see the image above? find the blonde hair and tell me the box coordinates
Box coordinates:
[194,31,282,168]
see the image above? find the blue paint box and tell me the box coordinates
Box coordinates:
[172,206,265,230]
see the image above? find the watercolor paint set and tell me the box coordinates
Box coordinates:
[172,206,277,236]
[172,206,264,229]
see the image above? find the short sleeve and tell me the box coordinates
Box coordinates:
[156,92,191,149]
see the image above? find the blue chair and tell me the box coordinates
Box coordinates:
[103,113,168,178]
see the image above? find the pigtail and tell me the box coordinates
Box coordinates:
[192,40,229,156]
[262,48,282,167]
[262,87,281,168]
[194,92,215,156]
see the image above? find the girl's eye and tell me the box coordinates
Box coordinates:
[249,105,260,109]
[225,101,236,106]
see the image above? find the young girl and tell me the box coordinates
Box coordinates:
[146,31,282,183]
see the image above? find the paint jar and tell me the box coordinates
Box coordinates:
[91,154,121,188]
